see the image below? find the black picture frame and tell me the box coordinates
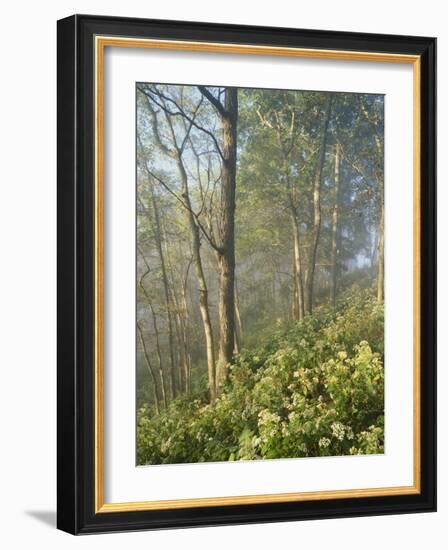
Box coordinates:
[57,14,436,534]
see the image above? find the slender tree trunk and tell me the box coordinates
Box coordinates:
[147,183,177,399]
[360,101,384,302]
[192,229,217,402]
[148,304,168,409]
[292,253,298,320]
[377,193,385,303]
[181,258,192,395]
[164,237,190,393]
[180,265,192,395]
[374,134,385,303]
[216,88,238,386]
[177,158,217,402]
[137,321,161,415]
[234,329,240,354]
[175,279,191,395]
[171,300,185,391]
[330,142,341,305]
[179,300,192,395]
[291,214,305,320]
[137,248,168,409]
[370,226,379,269]
[305,94,333,315]
[234,278,243,352]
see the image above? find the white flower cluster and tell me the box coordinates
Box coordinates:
[258,409,281,440]
[319,437,331,448]
[331,421,345,441]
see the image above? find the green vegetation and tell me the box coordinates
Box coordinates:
[137,287,384,465]
[136,84,384,464]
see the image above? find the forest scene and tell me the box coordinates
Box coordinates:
[136,83,384,465]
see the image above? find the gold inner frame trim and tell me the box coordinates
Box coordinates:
[94,35,421,513]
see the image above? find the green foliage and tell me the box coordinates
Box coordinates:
[137,288,384,464]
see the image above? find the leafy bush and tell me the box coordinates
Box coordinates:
[137,287,384,464]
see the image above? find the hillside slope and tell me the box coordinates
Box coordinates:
[137,287,384,465]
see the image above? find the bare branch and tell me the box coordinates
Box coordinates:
[138,87,176,158]
[256,107,273,129]
[197,86,228,118]
[145,167,222,254]
[138,85,224,160]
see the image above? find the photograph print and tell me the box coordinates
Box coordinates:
[136,83,385,466]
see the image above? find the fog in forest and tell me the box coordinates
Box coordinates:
[136,84,384,465]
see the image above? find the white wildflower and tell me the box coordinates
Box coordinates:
[331,421,345,441]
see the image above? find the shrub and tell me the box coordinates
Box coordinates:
[137,287,384,464]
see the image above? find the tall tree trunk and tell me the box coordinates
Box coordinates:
[137,321,161,415]
[292,252,298,320]
[377,193,385,303]
[330,142,341,305]
[374,134,385,303]
[291,214,305,320]
[192,223,217,402]
[176,302,190,394]
[180,268,192,395]
[164,235,190,394]
[177,158,217,402]
[137,249,168,409]
[216,88,238,386]
[370,225,379,269]
[176,262,192,395]
[234,278,243,353]
[148,303,168,409]
[305,94,333,315]
[171,298,185,391]
[147,183,177,399]
[359,100,384,303]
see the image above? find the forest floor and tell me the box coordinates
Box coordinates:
[137,286,384,465]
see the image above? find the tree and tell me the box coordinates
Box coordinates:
[254,93,306,320]
[304,94,333,315]
[197,86,238,385]
[137,321,161,415]
[137,85,218,401]
[137,248,168,408]
[137,154,178,399]
[359,96,384,303]
[138,84,240,394]
[330,142,341,305]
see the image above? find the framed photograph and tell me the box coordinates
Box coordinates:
[57,14,436,534]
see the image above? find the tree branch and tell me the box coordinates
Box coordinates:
[197,86,228,118]
[138,88,176,158]
[137,85,224,161]
[145,167,222,254]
